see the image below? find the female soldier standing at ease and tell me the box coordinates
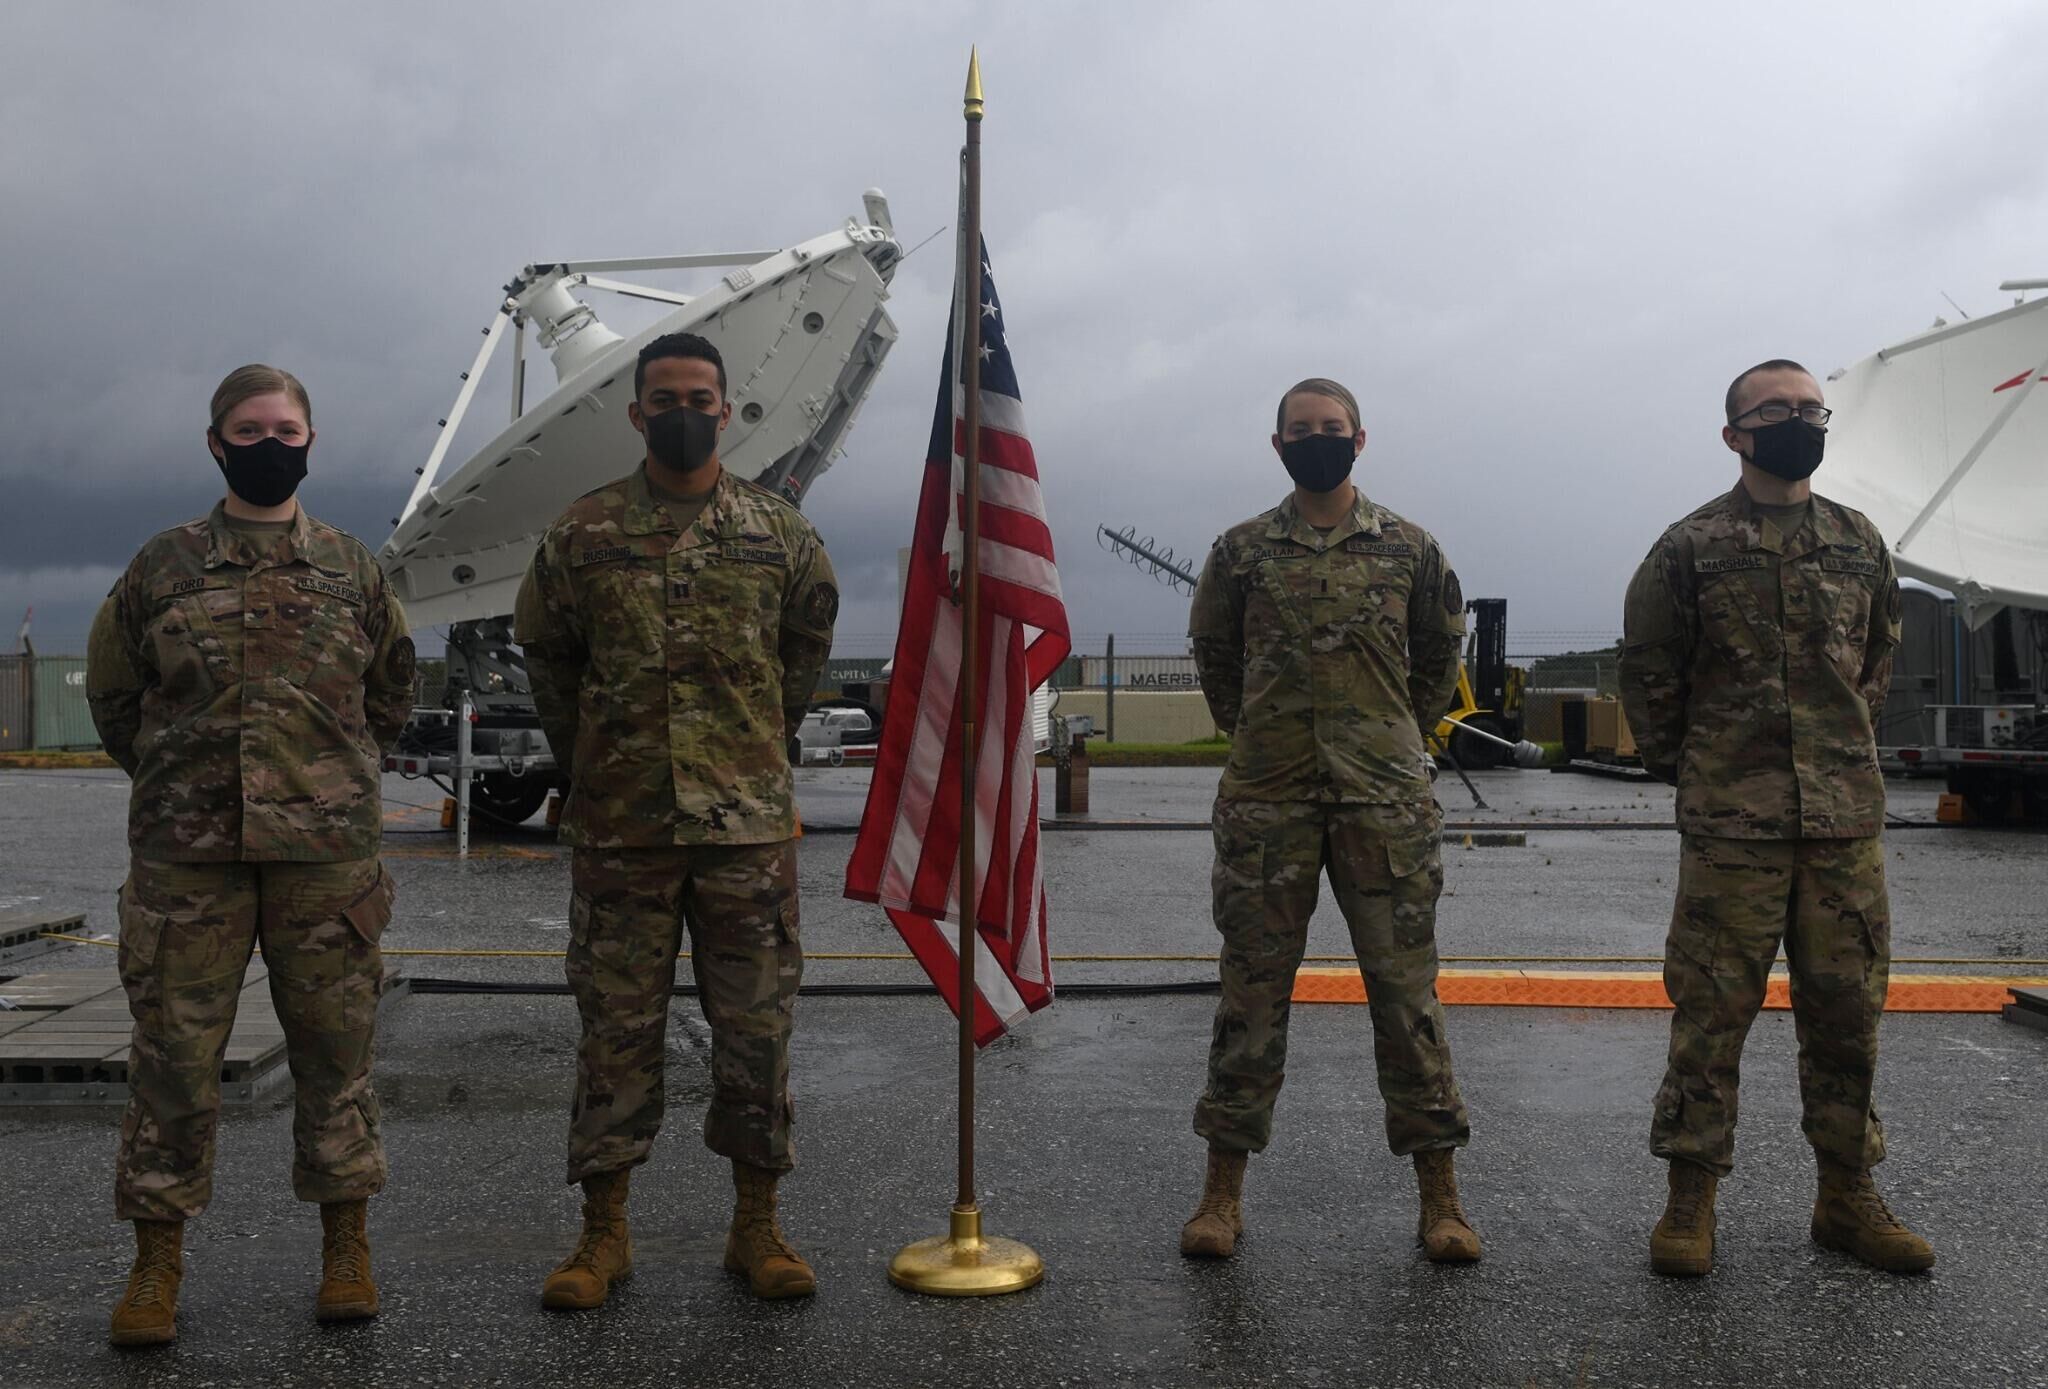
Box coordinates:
[86,364,416,1347]
[1182,377,1480,1265]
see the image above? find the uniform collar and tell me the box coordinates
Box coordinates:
[202,500,311,571]
[622,464,733,540]
[1268,486,1380,548]
[1727,480,1845,558]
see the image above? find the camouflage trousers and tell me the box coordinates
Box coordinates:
[114,857,394,1222]
[1194,798,1469,1156]
[565,842,802,1185]
[1652,834,1891,1177]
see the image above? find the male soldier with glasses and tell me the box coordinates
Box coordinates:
[1620,359,1933,1277]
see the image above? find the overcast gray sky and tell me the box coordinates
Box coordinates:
[4,1,2043,657]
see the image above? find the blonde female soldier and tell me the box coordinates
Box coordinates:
[86,364,416,1346]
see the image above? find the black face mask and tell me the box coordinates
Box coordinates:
[1745,418,1826,482]
[642,405,720,473]
[212,433,308,507]
[1278,433,1356,494]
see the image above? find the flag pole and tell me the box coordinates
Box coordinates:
[888,46,1044,1298]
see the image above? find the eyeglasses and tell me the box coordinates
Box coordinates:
[1731,402,1832,427]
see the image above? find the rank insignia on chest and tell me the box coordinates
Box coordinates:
[667,577,692,604]
[575,545,633,567]
[1695,555,1767,573]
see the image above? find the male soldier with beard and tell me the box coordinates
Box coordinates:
[1620,358,1932,1277]
[515,332,839,1308]
[1182,377,1480,1266]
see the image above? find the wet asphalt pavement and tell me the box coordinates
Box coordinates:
[1,764,2045,1387]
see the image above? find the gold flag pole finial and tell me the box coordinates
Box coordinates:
[964,46,985,121]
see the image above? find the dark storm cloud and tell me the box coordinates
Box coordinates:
[4,2,2044,658]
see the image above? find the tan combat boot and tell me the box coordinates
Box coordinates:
[1179,1147,1248,1258]
[315,1200,380,1322]
[1649,1161,1718,1276]
[542,1169,634,1310]
[1812,1158,1935,1273]
[109,1219,183,1348]
[723,1162,816,1299]
[1414,1149,1482,1263]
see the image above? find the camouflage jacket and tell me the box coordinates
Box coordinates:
[514,466,838,847]
[1619,483,1901,839]
[1189,489,1464,803]
[86,503,415,862]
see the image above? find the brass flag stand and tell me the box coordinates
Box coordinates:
[887,48,1046,1298]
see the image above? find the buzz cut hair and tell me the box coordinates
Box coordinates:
[1724,358,1812,423]
[635,331,727,402]
[1275,377,1362,435]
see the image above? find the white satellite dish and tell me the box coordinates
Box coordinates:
[1824,282,2048,626]
[380,192,903,630]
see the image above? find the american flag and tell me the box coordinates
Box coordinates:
[844,234,1071,1045]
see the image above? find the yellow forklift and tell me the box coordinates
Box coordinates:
[1429,598,1531,771]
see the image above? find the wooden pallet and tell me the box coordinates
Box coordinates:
[0,963,404,1105]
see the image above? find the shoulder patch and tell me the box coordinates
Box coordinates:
[389,635,417,687]
[1442,567,1463,614]
[804,583,840,629]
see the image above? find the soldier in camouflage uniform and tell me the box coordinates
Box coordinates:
[1181,378,1480,1265]
[1620,358,1933,1277]
[514,332,838,1309]
[85,364,415,1347]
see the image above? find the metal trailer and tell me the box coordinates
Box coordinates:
[1889,704,2048,823]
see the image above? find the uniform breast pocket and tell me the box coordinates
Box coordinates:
[284,592,373,705]
[1697,570,1780,667]
[148,600,216,706]
[1250,558,1313,629]
[696,550,785,638]
[1816,564,1876,680]
[1358,576,1412,655]
[581,562,667,676]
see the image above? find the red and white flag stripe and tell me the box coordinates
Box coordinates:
[845,233,1070,1045]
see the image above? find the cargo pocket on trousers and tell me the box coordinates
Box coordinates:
[1213,807,1269,938]
[116,880,168,1033]
[340,866,396,1031]
[1383,825,1443,953]
[1844,907,1889,987]
[564,891,608,1007]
